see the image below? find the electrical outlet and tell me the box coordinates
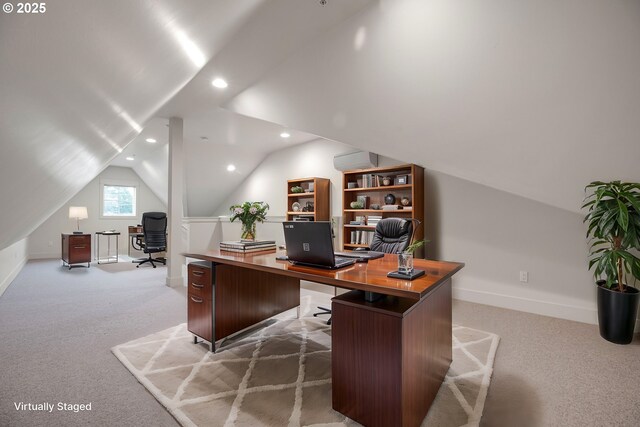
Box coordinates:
[519,271,528,283]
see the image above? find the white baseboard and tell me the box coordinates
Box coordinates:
[453,286,599,325]
[0,256,28,297]
[29,252,59,260]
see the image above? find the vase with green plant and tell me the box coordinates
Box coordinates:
[398,239,426,274]
[583,180,640,344]
[230,201,269,241]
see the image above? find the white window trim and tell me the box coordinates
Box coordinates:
[99,178,139,220]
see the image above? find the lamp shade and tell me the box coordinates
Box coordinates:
[69,206,88,219]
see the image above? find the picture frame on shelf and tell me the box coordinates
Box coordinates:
[394,175,408,185]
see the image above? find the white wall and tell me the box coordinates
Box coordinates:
[425,170,596,323]
[204,139,599,324]
[226,0,640,214]
[214,138,398,219]
[28,166,166,259]
[0,238,28,297]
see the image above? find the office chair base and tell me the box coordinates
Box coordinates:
[135,256,167,268]
[313,306,332,325]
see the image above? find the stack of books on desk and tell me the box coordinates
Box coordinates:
[219,240,276,254]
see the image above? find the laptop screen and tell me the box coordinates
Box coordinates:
[283,221,335,267]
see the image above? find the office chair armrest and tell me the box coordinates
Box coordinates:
[132,236,145,251]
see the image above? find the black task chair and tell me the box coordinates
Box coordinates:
[134,212,167,268]
[313,217,416,325]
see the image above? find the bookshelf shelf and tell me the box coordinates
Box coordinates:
[342,164,424,257]
[343,184,412,192]
[344,209,413,213]
[287,193,315,198]
[286,178,330,222]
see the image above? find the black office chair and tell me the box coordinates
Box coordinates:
[135,212,167,268]
[313,217,415,324]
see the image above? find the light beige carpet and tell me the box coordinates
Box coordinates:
[113,292,499,427]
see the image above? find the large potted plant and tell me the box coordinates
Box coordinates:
[229,201,269,241]
[583,181,640,344]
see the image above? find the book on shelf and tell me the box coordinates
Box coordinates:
[366,215,382,226]
[350,230,374,245]
[359,174,380,189]
[382,204,404,211]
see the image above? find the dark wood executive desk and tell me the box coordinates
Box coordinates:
[183,249,464,427]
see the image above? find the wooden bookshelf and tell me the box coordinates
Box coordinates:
[342,164,424,258]
[286,177,330,222]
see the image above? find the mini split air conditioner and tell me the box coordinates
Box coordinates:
[333,151,378,171]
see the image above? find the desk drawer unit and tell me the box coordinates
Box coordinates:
[187,261,213,346]
[186,261,300,353]
[332,281,453,427]
[188,264,211,298]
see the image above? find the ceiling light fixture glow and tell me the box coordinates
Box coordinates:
[212,78,228,89]
[126,156,135,161]
[145,138,157,143]
[226,164,236,172]
[175,30,206,67]
[280,132,291,138]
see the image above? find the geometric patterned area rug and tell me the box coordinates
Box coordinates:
[112,292,499,427]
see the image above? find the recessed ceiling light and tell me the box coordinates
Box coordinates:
[226,164,236,172]
[280,132,291,138]
[212,78,228,89]
[200,136,209,141]
[145,138,157,143]
[126,156,135,161]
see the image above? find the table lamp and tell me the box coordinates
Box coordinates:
[69,206,88,234]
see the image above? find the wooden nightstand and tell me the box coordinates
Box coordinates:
[61,233,91,269]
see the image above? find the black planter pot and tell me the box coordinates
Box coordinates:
[596,282,640,344]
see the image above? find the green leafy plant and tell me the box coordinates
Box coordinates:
[583,181,640,292]
[229,201,269,240]
[404,239,427,254]
[290,186,304,193]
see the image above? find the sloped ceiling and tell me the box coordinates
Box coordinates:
[155,0,372,216]
[0,0,264,250]
[100,0,372,217]
[4,0,639,253]
[225,0,640,213]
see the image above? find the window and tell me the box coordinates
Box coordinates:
[100,180,137,218]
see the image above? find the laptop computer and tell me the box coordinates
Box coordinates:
[283,221,356,269]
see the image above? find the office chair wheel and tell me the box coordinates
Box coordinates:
[313,306,332,325]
